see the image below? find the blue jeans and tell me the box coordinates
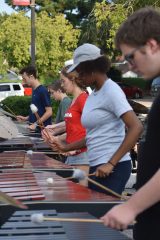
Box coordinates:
[89,161,131,195]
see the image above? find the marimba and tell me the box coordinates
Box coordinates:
[0,170,122,222]
[0,137,33,152]
[0,152,72,177]
[0,209,131,240]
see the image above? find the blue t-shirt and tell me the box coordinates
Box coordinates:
[29,85,52,126]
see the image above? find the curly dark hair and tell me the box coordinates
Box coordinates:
[76,56,111,74]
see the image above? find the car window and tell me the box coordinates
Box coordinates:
[0,85,11,92]
[13,84,21,90]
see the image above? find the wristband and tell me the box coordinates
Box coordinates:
[108,161,116,167]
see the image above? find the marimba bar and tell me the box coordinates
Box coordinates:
[0,152,73,177]
[0,209,131,240]
[0,170,122,219]
[0,137,33,151]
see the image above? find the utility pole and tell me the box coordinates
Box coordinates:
[30,0,36,67]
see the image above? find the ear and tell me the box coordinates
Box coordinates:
[146,39,160,53]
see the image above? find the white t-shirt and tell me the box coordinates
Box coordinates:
[81,79,132,166]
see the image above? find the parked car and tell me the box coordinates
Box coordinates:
[117,82,143,99]
[0,83,24,102]
[23,84,32,96]
[151,77,160,97]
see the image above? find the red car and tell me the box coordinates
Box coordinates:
[23,84,32,96]
[117,82,143,99]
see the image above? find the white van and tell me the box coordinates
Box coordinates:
[0,83,24,102]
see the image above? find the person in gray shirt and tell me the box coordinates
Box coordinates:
[48,80,72,123]
[48,43,143,195]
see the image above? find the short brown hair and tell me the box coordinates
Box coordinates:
[20,65,37,78]
[49,80,65,93]
[115,7,160,49]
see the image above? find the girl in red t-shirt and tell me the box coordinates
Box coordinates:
[43,66,89,186]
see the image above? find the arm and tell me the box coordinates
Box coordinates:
[38,106,52,124]
[46,121,66,135]
[101,169,160,230]
[42,129,86,152]
[96,110,143,177]
[16,115,29,122]
[109,110,143,166]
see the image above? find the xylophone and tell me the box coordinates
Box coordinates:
[0,151,25,169]
[0,137,33,152]
[0,209,131,240]
[0,170,122,222]
[0,151,72,177]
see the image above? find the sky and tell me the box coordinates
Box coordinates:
[0,0,16,14]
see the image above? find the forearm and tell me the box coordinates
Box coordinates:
[53,126,66,135]
[57,133,66,141]
[127,169,160,216]
[17,115,29,122]
[38,107,52,124]
[64,138,86,152]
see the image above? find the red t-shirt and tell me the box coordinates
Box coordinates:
[64,92,88,153]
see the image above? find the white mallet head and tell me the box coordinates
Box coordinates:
[30,104,38,113]
[46,177,54,185]
[26,150,33,155]
[72,169,86,180]
[31,213,44,223]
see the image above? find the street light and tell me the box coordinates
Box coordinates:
[13,0,36,67]
[30,0,36,67]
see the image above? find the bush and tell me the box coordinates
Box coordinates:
[122,77,147,90]
[1,96,59,121]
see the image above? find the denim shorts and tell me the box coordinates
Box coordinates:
[65,151,89,165]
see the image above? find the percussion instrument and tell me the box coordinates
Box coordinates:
[0,115,18,140]
[0,151,72,177]
[0,209,131,239]
[0,137,33,152]
[0,170,122,219]
[128,99,149,114]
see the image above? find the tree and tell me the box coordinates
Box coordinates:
[5,0,103,26]
[0,12,31,69]
[0,12,79,81]
[114,0,160,9]
[35,12,79,77]
[79,1,129,58]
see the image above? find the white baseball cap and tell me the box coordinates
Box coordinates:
[67,43,102,73]
[65,59,73,67]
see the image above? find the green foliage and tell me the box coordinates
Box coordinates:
[0,12,79,83]
[1,95,60,121]
[35,12,79,79]
[122,78,147,90]
[79,1,129,58]
[94,1,129,57]
[0,12,31,69]
[114,0,160,10]
[1,96,31,116]
[5,0,102,27]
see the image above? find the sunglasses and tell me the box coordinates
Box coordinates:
[124,46,144,65]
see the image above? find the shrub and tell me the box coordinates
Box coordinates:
[122,78,147,90]
[1,96,59,121]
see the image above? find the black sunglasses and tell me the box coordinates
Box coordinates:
[124,46,144,65]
